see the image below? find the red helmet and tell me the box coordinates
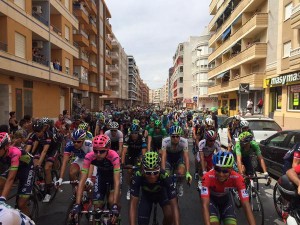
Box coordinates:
[93,135,111,150]
[205,130,217,141]
[0,132,10,149]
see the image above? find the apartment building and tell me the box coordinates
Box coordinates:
[263,0,300,129]
[208,0,268,116]
[127,55,139,106]
[140,81,150,106]
[191,33,217,110]
[99,35,128,108]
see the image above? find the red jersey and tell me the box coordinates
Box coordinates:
[201,169,249,202]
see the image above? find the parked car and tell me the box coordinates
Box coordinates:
[218,116,282,148]
[217,115,229,128]
[260,130,300,178]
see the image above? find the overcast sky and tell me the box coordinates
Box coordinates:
[106,0,211,90]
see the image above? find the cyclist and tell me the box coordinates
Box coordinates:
[78,122,93,140]
[161,125,192,197]
[161,111,170,130]
[239,120,254,139]
[129,152,180,225]
[104,122,123,155]
[122,124,147,200]
[227,115,241,151]
[72,134,121,224]
[0,202,35,225]
[94,113,107,135]
[25,119,58,203]
[0,132,34,216]
[234,131,269,178]
[147,120,168,154]
[201,151,255,225]
[197,130,222,177]
[55,129,93,188]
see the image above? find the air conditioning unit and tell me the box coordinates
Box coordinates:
[82,91,89,98]
[33,41,43,49]
[32,6,42,14]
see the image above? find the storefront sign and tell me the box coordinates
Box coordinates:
[269,72,300,86]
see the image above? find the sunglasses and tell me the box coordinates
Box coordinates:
[214,167,230,174]
[171,135,180,139]
[207,140,215,143]
[93,149,107,154]
[73,141,83,144]
[144,169,160,176]
[131,132,139,135]
[110,130,117,132]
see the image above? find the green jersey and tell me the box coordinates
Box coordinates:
[234,140,261,157]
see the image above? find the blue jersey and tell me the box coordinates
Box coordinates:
[64,140,93,159]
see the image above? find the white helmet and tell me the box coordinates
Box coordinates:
[240,120,249,128]
[234,115,241,121]
[205,118,214,126]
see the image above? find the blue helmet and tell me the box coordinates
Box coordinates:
[71,129,86,141]
[212,151,234,168]
[129,124,140,132]
[169,125,183,135]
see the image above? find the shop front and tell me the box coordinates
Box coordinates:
[264,71,300,129]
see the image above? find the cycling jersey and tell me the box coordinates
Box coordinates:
[64,140,93,158]
[86,131,93,140]
[81,150,120,175]
[161,137,188,154]
[233,140,261,157]
[194,124,205,139]
[227,122,239,140]
[0,202,35,225]
[123,135,147,165]
[148,128,168,152]
[198,139,222,157]
[201,170,248,202]
[104,130,123,151]
[161,115,169,128]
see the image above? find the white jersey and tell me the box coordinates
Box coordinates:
[198,139,221,157]
[161,137,189,153]
[104,130,123,143]
[0,202,35,225]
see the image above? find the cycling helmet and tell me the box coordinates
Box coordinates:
[142,151,161,170]
[41,117,50,125]
[206,115,212,120]
[132,119,140,125]
[238,131,253,143]
[154,120,162,128]
[277,174,298,201]
[205,130,217,141]
[108,121,119,129]
[240,120,249,128]
[212,151,234,168]
[32,120,44,132]
[93,134,111,149]
[0,132,10,149]
[78,122,89,131]
[233,115,241,121]
[205,118,214,126]
[169,126,183,135]
[129,124,140,133]
[173,121,179,126]
[72,129,86,141]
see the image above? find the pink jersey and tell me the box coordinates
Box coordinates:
[81,149,120,174]
[6,146,21,171]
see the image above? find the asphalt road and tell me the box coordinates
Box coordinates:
[15,140,285,225]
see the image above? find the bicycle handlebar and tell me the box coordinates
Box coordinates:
[61,180,79,185]
[243,176,272,186]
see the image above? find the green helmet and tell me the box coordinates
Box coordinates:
[154,120,162,128]
[238,131,253,143]
[78,122,89,131]
[142,152,160,169]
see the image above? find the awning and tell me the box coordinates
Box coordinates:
[221,27,231,40]
[216,71,229,79]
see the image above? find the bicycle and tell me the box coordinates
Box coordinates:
[231,175,271,225]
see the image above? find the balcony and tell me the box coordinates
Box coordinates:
[0,49,78,86]
[291,3,300,29]
[208,72,264,95]
[106,35,112,49]
[105,20,112,34]
[105,51,112,64]
[209,0,231,31]
[108,65,119,73]
[208,43,267,79]
[89,62,97,73]
[87,0,97,15]
[209,0,218,15]
[290,47,300,70]
[108,79,119,86]
[86,41,97,54]
[74,53,89,69]
[0,42,7,52]
[209,13,268,62]
[89,81,98,93]
[110,52,119,60]
[32,12,48,26]
[87,19,97,35]
[73,30,89,47]
[73,3,89,25]
[105,72,112,80]
[110,91,119,98]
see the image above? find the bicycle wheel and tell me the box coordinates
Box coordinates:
[50,170,59,202]
[249,187,264,225]
[273,182,283,218]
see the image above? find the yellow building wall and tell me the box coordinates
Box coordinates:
[218,91,239,116]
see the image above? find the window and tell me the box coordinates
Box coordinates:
[65,58,70,74]
[179,77,183,83]
[229,99,236,110]
[65,26,70,41]
[288,132,300,148]
[179,66,183,72]
[179,88,183,94]
[285,3,293,20]
[288,85,300,110]
[267,132,289,148]
[65,0,69,10]
[276,87,282,110]
[14,0,25,10]
[15,32,26,59]
[284,41,291,58]
[248,120,281,131]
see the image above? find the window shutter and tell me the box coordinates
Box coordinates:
[65,58,70,74]
[15,32,26,59]
[65,26,70,41]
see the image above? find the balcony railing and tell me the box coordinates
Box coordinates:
[80,30,88,39]
[89,81,97,87]
[32,12,49,26]
[292,3,300,15]
[90,62,97,67]
[90,19,96,28]
[73,3,89,16]
[0,42,7,52]
[291,47,300,57]
[33,55,49,66]
[79,78,89,84]
[91,41,96,47]
[91,0,96,6]
[80,53,89,62]
[50,25,62,36]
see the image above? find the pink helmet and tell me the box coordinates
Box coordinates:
[93,134,111,150]
[0,132,10,149]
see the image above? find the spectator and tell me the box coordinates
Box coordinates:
[0,124,9,133]
[246,98,253,114]
[211,111,218,130]
[257,98,263,114]
[9,111,18,134]
[16,119,30,144]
